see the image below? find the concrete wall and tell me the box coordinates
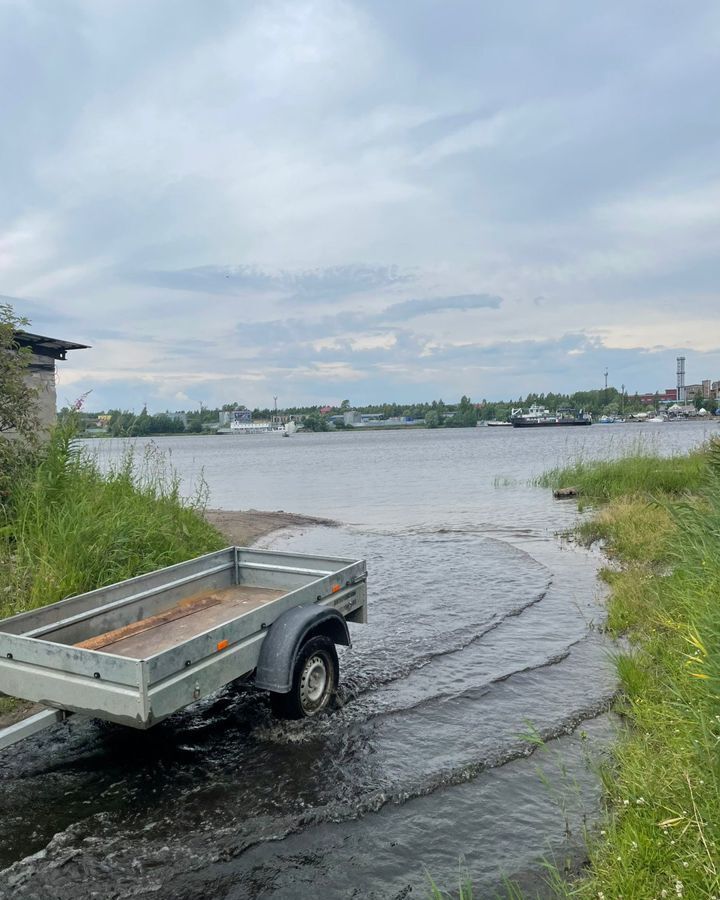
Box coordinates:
[13,354,58,437]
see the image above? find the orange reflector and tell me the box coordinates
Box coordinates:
[216,639,229,652]
[331,584,341,594]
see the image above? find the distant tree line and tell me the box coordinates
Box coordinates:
[67,385,712,438]
[477,388,679,422]
[61,407,192,437]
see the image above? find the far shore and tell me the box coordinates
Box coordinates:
[0,508,337,731]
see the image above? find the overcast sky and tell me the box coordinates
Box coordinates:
[2,1,720,411]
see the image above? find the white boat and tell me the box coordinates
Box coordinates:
[229,422,273,434]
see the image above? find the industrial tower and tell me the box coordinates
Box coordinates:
[677,356,686,403]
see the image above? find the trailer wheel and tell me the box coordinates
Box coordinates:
[270,635,339,720]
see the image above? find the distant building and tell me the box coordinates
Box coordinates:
[220,407,252,427]
[339,410,419,428]
[12,331,89,434]
[685,383,703,403]
[233,408,252,425]
[271,414,305,425]
[639,389,677,405]
[319,405,334,415]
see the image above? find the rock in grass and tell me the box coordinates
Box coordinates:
[553,486,579,498]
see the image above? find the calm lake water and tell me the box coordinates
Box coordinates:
[1,422,718,899]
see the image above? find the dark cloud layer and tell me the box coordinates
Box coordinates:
[136,263,413,300]
[232,293,503,349]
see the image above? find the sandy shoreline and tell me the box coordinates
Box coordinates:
[0,508,336,731]
[204,508,336,546]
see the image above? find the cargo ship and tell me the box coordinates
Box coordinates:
[510,404,591,427]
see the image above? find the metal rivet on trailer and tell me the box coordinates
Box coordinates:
[316,595,321,601]
[93,672,101,680]
[260,622,267,629]
[184,660,192,668]
[6,653,13,660]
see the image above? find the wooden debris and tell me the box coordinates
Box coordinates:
[76,593,223,652]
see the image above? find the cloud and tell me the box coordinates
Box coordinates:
[1,0,719,410]
[228,292,503,353]
[53,328,720,413]
[135,263,413,301]
[386,293,502,317]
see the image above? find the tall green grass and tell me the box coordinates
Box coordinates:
[0,417,224,619]
[536,442,710,505]
[540,439,720,898]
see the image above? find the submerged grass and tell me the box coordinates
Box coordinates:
[575,498,674,564]
[0,417,224,620]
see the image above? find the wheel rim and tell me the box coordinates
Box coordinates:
[300,654,329,712]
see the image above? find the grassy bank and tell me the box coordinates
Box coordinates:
[537,443,711,506]
[0,419,224,622]
[539,440,720,898]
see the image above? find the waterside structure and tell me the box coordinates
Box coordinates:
[510,404,591,427]
[13,331,89,435]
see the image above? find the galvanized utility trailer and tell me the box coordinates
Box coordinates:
[0,547,367,751]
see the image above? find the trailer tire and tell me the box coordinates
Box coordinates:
[270,635,339,720]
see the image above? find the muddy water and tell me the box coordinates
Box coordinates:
[1,423,717,898]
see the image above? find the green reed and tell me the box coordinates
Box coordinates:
[535,438,710,506]
[0,416,224,619]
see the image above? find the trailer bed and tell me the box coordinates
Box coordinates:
[0,547,367,734]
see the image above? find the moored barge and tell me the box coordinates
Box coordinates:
[510,404,591,427]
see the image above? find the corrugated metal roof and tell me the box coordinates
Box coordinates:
[13,331,90,361]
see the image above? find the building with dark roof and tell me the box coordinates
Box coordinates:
[13,331,89,433]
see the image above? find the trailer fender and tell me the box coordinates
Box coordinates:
[254,606,351,694]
